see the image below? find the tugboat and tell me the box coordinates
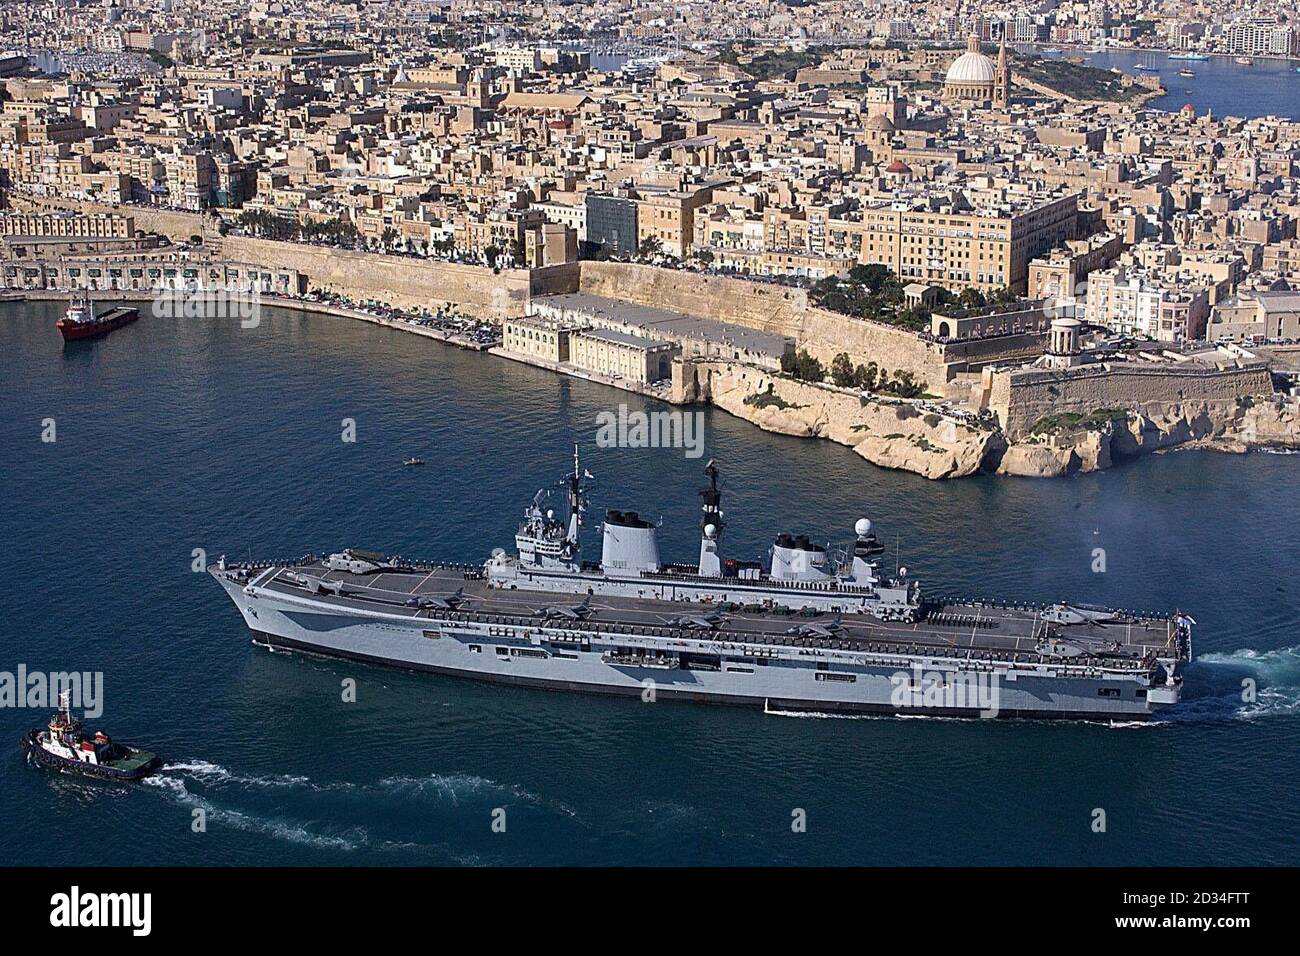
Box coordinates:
[56,291,139,341]
[402,457,425,466]
[22,692,160,781]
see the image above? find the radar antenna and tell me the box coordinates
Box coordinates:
[561,444,589,553]
[699,459,724,540]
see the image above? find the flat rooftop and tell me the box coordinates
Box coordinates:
[576,326,674,351]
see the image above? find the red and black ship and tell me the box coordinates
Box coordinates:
[56,292,139,341]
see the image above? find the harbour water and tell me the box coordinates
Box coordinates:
[1036,46,1300,119]
[2,301,1297,865]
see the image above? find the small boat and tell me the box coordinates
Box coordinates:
[1042,48,1063,55]
[402,457,425,466]
[1235,57,1253,66]
[1168,53,1208,61]
[1178,68,1195,77]
[56,291,138,341]
[22,692,160,782]
[1134,64,1160,72]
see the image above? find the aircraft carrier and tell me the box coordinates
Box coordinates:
[210,451,1192,720]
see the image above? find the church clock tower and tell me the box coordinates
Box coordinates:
[994,37,1010,108]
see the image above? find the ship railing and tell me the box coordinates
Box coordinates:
[237,557,485,576]
[923,595,1175,625]
[638,568,876,594]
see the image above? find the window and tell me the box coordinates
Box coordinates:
[816,672,857,683]
[1097,687,1121,698]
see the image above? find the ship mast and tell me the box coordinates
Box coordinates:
[563,444,587,555]
[698,459,724,576]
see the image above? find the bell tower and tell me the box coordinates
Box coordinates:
[994,37,1009,108]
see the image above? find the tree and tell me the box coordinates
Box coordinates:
[782,349,825,383]
[830,352,856,387]
[888,370,924,398]
[794,350,825,382]
[895,305,931,330]
[847,263,892,292]
[854,362,878,392]
[484,245,501,269]
[637,236,663,261]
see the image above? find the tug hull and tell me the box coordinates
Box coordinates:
[22,730,161,781]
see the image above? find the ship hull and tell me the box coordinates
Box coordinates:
[21,731,161,781]
[250,628,1152,720]
[218,575,1168,721]
[57,307,139,341]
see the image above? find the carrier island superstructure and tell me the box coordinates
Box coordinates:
[210,451,1191,721]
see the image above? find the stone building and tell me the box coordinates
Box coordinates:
[943,36,1009,107]
[501,314,586,363]
[570,328,680,384]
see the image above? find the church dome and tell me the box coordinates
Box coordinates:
[945,50,995,86]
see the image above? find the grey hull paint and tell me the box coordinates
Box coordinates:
[222,577,1162,721]
[250,629,1150,721]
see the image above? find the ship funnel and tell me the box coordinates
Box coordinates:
[602,509,661,577]
[770,533,832,582]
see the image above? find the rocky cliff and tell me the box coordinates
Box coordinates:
[675,360,1300,481]
[674,361,1003,479]
[996,397,1300,477]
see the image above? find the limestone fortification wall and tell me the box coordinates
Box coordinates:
[993,361,1274,440]
[9,194,211,240]
[14,198,532,317]
[938,331,1048,372]
[15,199,1006,385]
[575,262,807,335]
[220,236,532,317]
[574,261,946,386]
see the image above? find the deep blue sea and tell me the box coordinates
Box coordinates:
[2,302,1297,866]
[1036,46,1300,119]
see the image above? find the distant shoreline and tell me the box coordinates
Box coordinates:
[1,289,496,351]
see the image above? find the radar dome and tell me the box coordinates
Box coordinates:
[854,518,873,537]
[704,523,717,539]
[546,508,555,520]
